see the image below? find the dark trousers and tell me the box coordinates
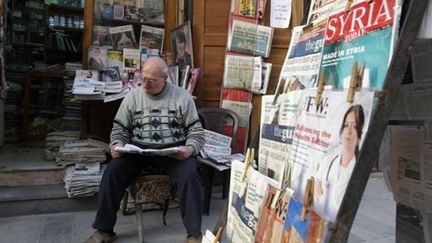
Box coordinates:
[92,154,203,236]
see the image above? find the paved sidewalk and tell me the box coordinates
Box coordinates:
[0,172,395,243]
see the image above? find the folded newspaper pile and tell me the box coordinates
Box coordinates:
[56,138,108,166]
[45,131,81,161]
[200,129,245,166]
[64,162,106,198]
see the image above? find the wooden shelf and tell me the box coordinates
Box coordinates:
[12,42,44,47]
[49,27,83,32]
[47,4,84,13]
[96,17,164,28]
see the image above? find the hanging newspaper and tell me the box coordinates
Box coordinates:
[227,160,278,243]
[258,91,303,189]
[319,0,402,90]
[278,22,326,91]
[307,0,348,25]
[389,125,432,214]
[223,53,263,92]
[289,89,374,222]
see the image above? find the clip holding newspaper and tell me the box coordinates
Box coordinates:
[115,144,180,156]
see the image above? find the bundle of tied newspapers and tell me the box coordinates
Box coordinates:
[56,138,108,166]
[64,162,106,198]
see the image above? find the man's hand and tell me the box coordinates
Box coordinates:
[171,145,194,160]
[110,144,123,158]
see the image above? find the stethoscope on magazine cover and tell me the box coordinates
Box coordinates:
[323,154,340,187]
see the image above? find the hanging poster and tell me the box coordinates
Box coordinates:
[289,89,374,222]
[319,0,401,90]
[258,91,303,188]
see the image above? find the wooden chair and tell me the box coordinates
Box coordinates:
[197,107,240,215]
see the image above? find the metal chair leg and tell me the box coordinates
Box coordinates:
[135,203,144,243]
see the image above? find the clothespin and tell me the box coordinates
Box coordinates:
[241,148,254,182]
[213,226,224,243]
[314,70,326,106]
[356,62,365,88]
[301,177,314,221]
[273,78,286,105]
[347,61,358,103]
[344,0,354,11]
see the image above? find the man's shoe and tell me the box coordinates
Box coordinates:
[186,235,202,243]
[84,230,117,243]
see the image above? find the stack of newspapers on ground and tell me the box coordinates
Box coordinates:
[199,129,245,166]
[56,138,108,166]
[64,162,106,198]
[45,131,81,161]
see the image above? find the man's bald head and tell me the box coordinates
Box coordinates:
[141,57,169,95]
[143,57,169,77]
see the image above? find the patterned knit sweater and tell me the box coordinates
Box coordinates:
[110,81,204,155]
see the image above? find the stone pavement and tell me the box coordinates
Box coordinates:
[0,172,395,243]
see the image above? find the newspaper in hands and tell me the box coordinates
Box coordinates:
[115,144,180,156]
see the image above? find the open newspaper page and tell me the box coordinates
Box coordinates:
[115,144,180,156]
[259,91,303,189]
[227,160,278,243]
[289,89,374,222]
[319,0,401,90]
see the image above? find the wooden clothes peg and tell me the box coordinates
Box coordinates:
[273,78,286,105]
[347,62,365,103]
[301,177,314,221]
[314,70,326,106]
[357,62,365,88]
[241,148,254,182]
[344,0,354,11]
[213,226,224,243]
[347,62,358,103]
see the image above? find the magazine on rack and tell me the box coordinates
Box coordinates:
[115,144,180,156]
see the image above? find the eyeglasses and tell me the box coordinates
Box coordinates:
[136,73,162,86]
[141,77,161,85]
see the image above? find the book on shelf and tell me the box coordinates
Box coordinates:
[227,17,274,58]
[107,50,123,69]
[109,25,136,50]
[139,25,165,51]
[122,48,140,72]
[140,48,159,69]
[101,66,122,81]
[102,1,114,19]
[73,70,100,89]
[115,144,180,156]
[180,65,190,89]
[186,67,200,95]
[233,0,257,18]
[112,2,124,20]
[88,45,108,71]
[93,25,112,47]
[167,65,179,86]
